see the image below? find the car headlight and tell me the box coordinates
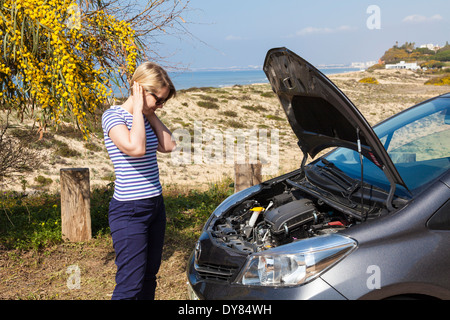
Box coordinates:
[235,234,357,287]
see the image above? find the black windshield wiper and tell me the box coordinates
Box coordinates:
[319,159,358,194]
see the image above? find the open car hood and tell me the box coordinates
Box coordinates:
[263,47,408,191]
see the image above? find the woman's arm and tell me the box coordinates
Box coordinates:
[146,113,177,153]
[108,83,147,157]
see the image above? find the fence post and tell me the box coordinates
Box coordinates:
[234,162,262,193]
[60,168,92,242]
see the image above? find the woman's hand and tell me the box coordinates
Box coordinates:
[146,112,177,153]
[131,81,145,114]
[108,81,147,157]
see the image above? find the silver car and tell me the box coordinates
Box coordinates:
[186,48,450,300]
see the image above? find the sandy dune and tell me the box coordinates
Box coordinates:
[1,68,449,193]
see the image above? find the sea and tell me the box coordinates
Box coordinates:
[111,67,361,96]
[168,68,361,90]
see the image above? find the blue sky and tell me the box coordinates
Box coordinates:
[158,0,449,70]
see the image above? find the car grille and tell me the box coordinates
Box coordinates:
[194,263,239,282]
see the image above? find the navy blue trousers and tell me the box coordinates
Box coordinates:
[108,195,166,300]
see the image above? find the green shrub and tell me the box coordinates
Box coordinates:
[197,101,220,109]
[198,95,218,102]
[261,92,275,98]
[265,115,285,121]
[34,175,53,186]
[53,140,81,157]
[432,50,450,62]
[0,192,62,250]
[84,142,102,152]
[0,178,234,250]
[227,120,245,128]
[221,110,238,117]
[420,60,445,69]
[241,104,267,112]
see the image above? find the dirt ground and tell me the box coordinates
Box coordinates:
[0,233,193,299]
[0,68,448,300]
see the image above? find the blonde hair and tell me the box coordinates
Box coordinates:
[130,62,176,100]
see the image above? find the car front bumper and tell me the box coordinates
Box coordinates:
[186,250,347,300]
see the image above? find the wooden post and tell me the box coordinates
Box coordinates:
[60,168,92,242]
[234,162,262,193]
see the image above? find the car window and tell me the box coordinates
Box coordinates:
[325,98,450,195]
[384,108,450,162]
[377,98,450,192]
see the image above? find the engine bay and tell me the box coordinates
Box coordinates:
[210,176,360,254]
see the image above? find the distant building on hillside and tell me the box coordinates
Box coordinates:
[351,61,377,69]
[419,43,441,51]
[385,61,420,71]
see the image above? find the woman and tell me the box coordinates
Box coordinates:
[102,62,176,300]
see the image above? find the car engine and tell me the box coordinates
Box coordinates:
[210,186,354,254]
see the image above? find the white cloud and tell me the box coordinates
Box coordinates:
[293,25,355,36]
[296,26,333,35]
[336,25,353,32]
[402,14,443,23]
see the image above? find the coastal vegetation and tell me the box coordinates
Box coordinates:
[374,41,450,86]
[380,41,450,64]
[425,75,450,86]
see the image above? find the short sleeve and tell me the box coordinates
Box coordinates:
[102,108,126,136]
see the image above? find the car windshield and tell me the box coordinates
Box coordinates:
[323,97,450,196]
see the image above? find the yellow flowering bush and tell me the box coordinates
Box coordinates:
[425,75,450,86]
[0,0,139,138]
[358,77,379,85]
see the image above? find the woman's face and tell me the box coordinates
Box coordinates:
[143,86,170,115]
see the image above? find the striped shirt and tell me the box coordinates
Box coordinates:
[102,105,162,201]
